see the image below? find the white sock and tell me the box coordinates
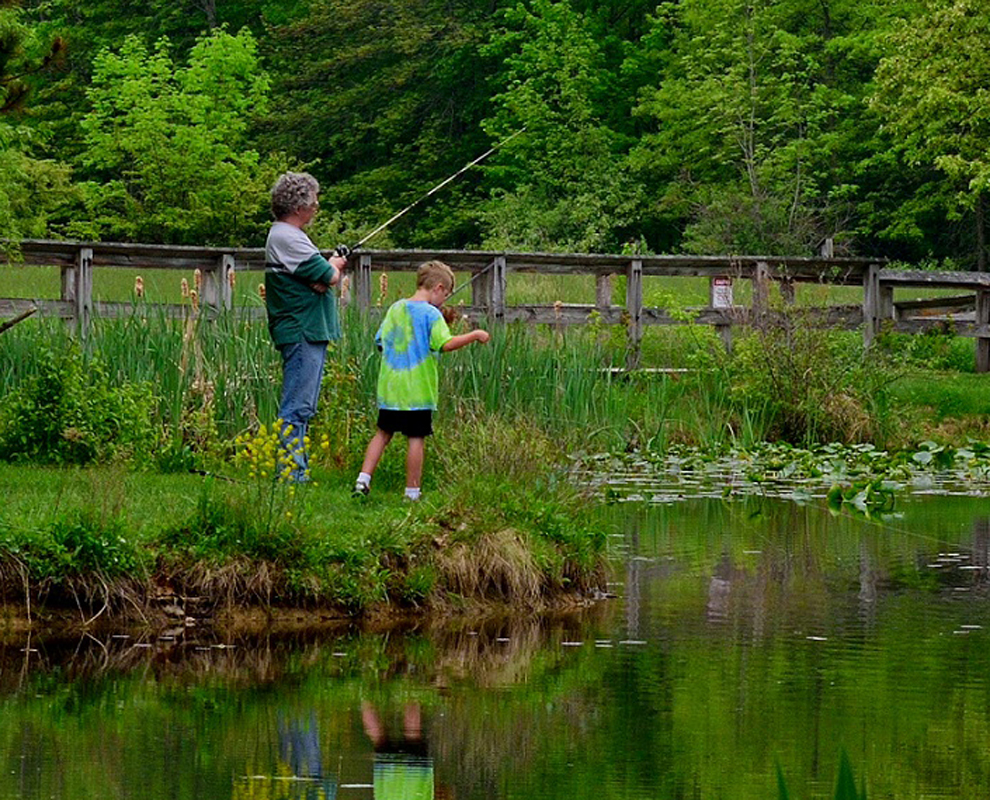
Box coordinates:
[356,472,372,487]
[404,487,421,501]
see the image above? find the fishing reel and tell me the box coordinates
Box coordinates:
[332,244,351,259]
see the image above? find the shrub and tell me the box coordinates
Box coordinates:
[728,319,895,447]
[0,346,158,464]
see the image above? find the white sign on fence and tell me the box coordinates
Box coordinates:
[711,277,733,309]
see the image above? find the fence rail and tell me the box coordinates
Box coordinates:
[2,239,989,371]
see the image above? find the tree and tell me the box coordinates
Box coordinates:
[261,0,498,249]
[872,0,990,269]
[0,1,73,245]
[630,0,910,256]
[70,28,283,245]
[479,0,639,252]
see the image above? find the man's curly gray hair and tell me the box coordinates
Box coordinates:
[271,172,320,219]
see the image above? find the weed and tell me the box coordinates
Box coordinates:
[728,319,896,447]
[0,345,157,465]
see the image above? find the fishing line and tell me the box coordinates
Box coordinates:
[332,128,526,258]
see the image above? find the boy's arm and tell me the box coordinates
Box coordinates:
[441,329,490,352]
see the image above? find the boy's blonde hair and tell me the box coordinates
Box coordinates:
[417,260,455,292]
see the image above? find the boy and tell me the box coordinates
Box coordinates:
[354,260,490,500]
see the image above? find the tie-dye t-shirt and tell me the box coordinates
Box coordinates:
[375,299,453,410]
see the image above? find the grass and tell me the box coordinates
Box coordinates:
[0,436,609,621]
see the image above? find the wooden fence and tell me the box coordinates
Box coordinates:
[2,239,990,371]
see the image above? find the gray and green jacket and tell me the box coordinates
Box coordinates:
[264,221,341,346]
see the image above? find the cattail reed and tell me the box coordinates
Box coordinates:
[181,278,190,299]
[378,273,388,307]
[134,276,144,298]
[340,274,351,307]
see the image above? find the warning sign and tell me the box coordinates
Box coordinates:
[711,277,733,309]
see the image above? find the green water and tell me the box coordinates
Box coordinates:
[3,494,990,799]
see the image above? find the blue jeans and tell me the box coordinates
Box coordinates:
[277,341,328,482]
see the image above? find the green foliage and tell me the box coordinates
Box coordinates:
[872,0,990,267]
[480,0,637,252]
[777,750,867,800]
[876,327,974,373]
[0,0,969,261]
[47,507,142,575]
[70,28,284,245]
[631,0,895,255]
[0,345,158,465]
[261,0,496,249]
[1,505,142,579]
[309,347,374,469]
[0,4,76,244]
[728,321,895,446]
[161,475,305,565]
[0,125,76,244]
[826,477,896,518]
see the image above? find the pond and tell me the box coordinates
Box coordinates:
[3,492,990,799]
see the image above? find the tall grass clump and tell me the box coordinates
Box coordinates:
[727,316,897,447]
[435,322,691,453]
[0,310,284,467]
[87,307,282,445]
[0,343,157,464]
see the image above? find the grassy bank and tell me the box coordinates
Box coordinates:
[0,451,608,627]
[1,303,988,624]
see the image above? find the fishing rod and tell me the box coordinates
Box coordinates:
[331,128,526,259]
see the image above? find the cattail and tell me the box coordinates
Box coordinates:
[190,289,199,313]
[553,299,563,320]
[193,268,203,294]
[134,276,144,298]
[258,283,266,300]
[377,272,389,306]
[340,273,351,306]
[181,278,190,299]
[227,266,236,290]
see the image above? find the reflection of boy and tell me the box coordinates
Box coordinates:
[361,702,434,800]
[354,260,490,501]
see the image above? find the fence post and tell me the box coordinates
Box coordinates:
[355,254,372,311]
[204,254,234,313]
[75,247,93,338]
[753,261,770,320]
[626,258,643,369]
[489,255,506,322]
[472,260,492,313]
[780,278,795,305]
[596,273,612,310]
[710,276,734,353]
[977,288,990,373]
[60,259,77,306]
[863,263,881,348]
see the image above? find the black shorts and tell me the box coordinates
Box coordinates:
[377,409,434,438]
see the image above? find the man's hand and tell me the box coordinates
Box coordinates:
[309,282,329,294]
[327,253,348,287]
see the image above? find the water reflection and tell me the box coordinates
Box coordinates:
[3,499,990,799]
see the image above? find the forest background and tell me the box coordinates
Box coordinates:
[1,0,989,266]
